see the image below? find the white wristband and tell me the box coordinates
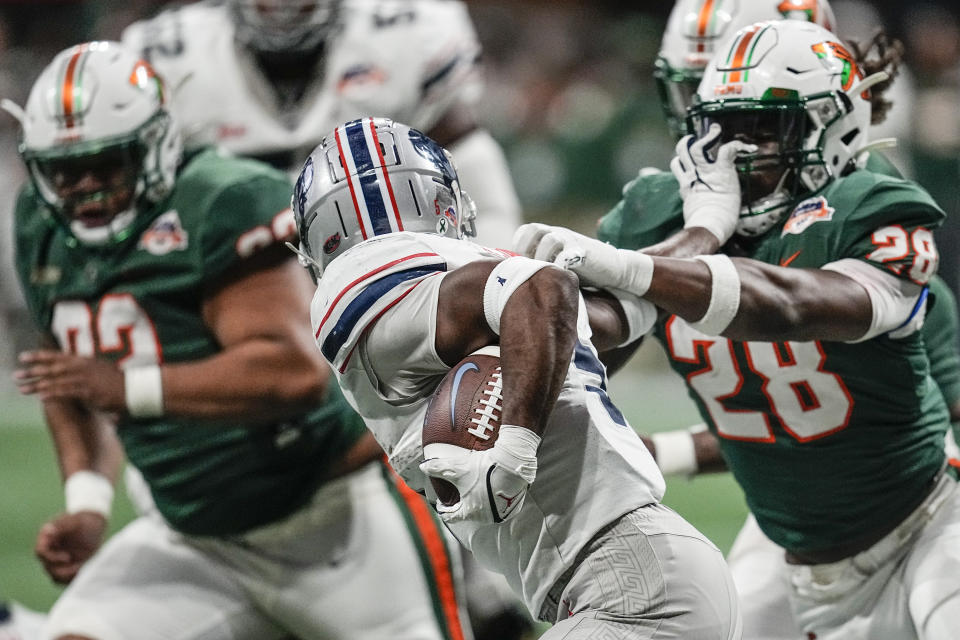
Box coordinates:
[689,255,741,336]
[617,250,654,297]
[608,288,657,346]
[651,429,699,477]
[494,425,541,484]
[124,365,164,419]
[65,470,114,517]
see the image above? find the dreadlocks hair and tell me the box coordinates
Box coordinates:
[847,32,905,126]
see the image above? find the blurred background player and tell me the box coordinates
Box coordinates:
[121,0,522,249]
[518,18,960,639]
[9,42,471,640]
[295,116,741,640]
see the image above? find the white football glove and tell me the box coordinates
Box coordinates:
[669,123,757,245]
[512,222,655,296]
[420,425,540,529]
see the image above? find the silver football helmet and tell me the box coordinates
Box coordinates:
[293,117,477,279]
[230,0,341,54]
[7,41,181,246]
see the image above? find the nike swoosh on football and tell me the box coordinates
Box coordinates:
[780,250,802,267]
[449,362,479,425]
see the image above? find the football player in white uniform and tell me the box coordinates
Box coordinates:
[121,0,521,250]
[293,117,742,640]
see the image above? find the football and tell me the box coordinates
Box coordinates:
[422,345,503,505]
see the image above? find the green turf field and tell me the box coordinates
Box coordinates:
[0,340,748,620]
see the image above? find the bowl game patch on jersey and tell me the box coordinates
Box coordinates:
[782,196,835,236]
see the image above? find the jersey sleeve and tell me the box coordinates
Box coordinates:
[596,170,684,250]
[835,174,945,286]
[393,0,483,132]
[311,234,449,372]
[923,275,960,408]
[196,162,295,282]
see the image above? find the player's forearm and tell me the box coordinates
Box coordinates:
[157,337,328,421]
[644,257,872,342]
[44,399,124,483]
[498,268,580,435]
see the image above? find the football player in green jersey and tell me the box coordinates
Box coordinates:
[515,19,960,640]
[7,42,471,640]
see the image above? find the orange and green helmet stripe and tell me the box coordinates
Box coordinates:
[723,23,770,83]
[56,43,91,129]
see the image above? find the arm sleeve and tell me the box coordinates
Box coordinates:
[837,177,944,287]
[596,170,684,250]
[199,172,295,282]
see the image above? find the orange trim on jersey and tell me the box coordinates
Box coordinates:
[61,45,87,128]
[388,465,466,640]
[728,25,761,83]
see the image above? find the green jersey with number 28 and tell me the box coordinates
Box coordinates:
[598,157,950,554]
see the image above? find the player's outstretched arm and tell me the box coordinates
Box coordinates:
[643,256,874,342]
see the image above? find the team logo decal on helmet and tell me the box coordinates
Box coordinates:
[323,232,341,254]
[128,60,165,102]
[811,42,868,97]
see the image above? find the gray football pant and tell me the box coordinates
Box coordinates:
[540,503,742,640]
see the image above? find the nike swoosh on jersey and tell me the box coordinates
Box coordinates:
[780,250,802,267]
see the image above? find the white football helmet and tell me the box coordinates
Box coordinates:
[656,0,836,138]
[688,20,877,236]
[293,117,477,279]
[10,41,181,246]
[230,0,341,54]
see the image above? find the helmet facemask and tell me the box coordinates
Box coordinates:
[654,57,705,140]
[231,0,342,55]
[15,42,182,247]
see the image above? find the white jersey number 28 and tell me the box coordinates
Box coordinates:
[665,316,853,442]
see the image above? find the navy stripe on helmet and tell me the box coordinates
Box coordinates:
[344,119,393,235]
